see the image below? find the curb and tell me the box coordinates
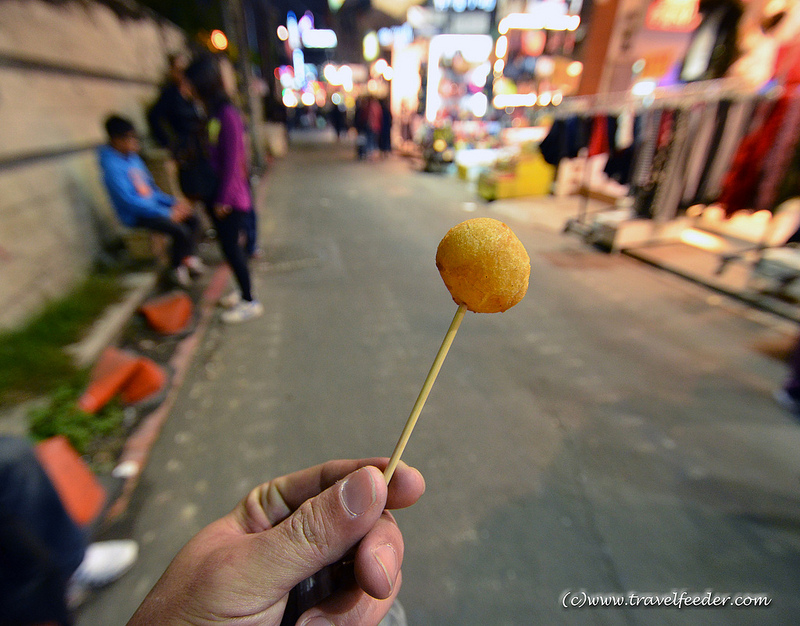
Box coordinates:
[105,265,231,521]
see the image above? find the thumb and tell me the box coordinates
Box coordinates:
[250,466,388,595]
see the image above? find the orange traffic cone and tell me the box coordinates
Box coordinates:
[120,357,168,405]
[34,435,107,527]
[77,347,140,414]
[139,291,193,335]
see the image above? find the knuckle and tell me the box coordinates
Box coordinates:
[289,499,330,560]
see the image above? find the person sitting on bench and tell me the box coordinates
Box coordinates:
[98,114,204,286]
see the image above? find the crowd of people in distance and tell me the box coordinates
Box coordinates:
[353,95,393,161]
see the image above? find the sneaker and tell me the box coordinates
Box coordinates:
[221,300,264,324]
[774,389,800,414]
[218,291,242,309]
[171,265,191,287]
[70,540,139,589]
[183,255,206,277]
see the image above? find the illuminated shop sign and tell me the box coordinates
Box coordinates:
[433,0,497,12]
[645,0,700,32]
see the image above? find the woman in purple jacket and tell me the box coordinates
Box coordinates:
[185,54,263,324]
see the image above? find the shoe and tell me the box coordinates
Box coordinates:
[221,300,264,324]
[378,600,407,626]
[774,389,800,414]
[218,291,242,309]
[70,540,139,589]
[171,265,191,287]
[183,255,206,277]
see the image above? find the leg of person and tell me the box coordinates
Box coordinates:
[244,208,259,258]
[215,211,263,323]
[0,436,85,625]
[135,215,193,269]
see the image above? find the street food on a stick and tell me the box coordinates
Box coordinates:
[384,218,530,483]
[435,217,530,313]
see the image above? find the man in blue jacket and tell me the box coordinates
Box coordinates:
[99,115,203,285]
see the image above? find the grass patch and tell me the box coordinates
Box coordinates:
[0,273,125,407]
[28,382,126,461]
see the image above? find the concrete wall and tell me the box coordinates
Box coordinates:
[0,0,185,330]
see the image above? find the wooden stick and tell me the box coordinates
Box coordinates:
[384,304,467,483]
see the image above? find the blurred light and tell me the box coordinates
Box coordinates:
[680,228,725,252]
[298,12,314,32]
[470,63,490,88]
[499,12,581,33]
[374,58,389,75]
[323,64,338,84]
[367,78,380,93]
[632,80,656,96]
[301,91,316,106]
[293,49,306,86]
[495,36,508,59]
[332,92,343,105]
[329,0,345,11]
[287,12,301,49]
[363,31,380,61]
[493,93,537,108]
[302,29,338,48]
[426,34,493,121]
[315,91,327,107]
[433,138,447,152]
[282,90,298,107]
[632,58,646,74]
[382,66,394,81]
[493,59,505,74]
[566,61,583,77]
[469,92,488,117]
[538,91,552,106]
[210,30,228,51]
[552,91,563,105]
[535,57,555,78]
[277,25,289,41]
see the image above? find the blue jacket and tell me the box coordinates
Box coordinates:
[98,145,175,227]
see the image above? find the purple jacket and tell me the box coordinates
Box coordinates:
[208,102,251,211]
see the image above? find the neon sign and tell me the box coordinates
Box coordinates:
[433,0,497,12]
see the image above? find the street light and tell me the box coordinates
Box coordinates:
[210,29,228,51]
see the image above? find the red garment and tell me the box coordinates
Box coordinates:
[367,100,382,134]
[717,95,790,216]
[587,116,609,156]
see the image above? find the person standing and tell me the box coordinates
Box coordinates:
[184,54,263,324]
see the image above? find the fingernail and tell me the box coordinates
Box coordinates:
[301,617,333,626]
[372,543,398,595]
[341,467,376,517]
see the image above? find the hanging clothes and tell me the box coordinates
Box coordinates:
[755,86,800,213]
[717,95,791,216]
[682,101,719,204]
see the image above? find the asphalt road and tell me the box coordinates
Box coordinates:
[78,131,800,625]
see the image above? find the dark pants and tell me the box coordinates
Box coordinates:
[244,209,258,258]
[209,209,253,302]
[0,437,87,625]
[135,214,199,269]
[785,334,800,399]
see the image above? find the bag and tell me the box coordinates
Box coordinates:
[179,158,217,201]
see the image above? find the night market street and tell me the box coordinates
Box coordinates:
[78,131,800,625]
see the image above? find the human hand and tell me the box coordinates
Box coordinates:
[127,458,425,626]
[214,203,233,219]
[171,199,193,222]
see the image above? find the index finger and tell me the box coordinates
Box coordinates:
[234,458,424,534]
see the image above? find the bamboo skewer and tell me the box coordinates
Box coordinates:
[384,304,468,484]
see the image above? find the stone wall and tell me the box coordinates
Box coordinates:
[0,0,185,330]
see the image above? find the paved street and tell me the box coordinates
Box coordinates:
[78,131,800,625]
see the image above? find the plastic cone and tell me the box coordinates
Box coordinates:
[77,347,140,413]
[120,357,168,405]
[139,291,193,334]
[34,436,107,527]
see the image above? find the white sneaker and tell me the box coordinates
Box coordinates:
[70,540,139,588]
[221,300,264,324]
[183,255,206,277]
[218,291,242,309]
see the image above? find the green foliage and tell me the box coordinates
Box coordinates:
[28,383,126,457]
[0,274,124,407]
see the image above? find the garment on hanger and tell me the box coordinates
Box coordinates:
[755,86,800,213]
[682,101,719,204]
[680,0,744,82]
